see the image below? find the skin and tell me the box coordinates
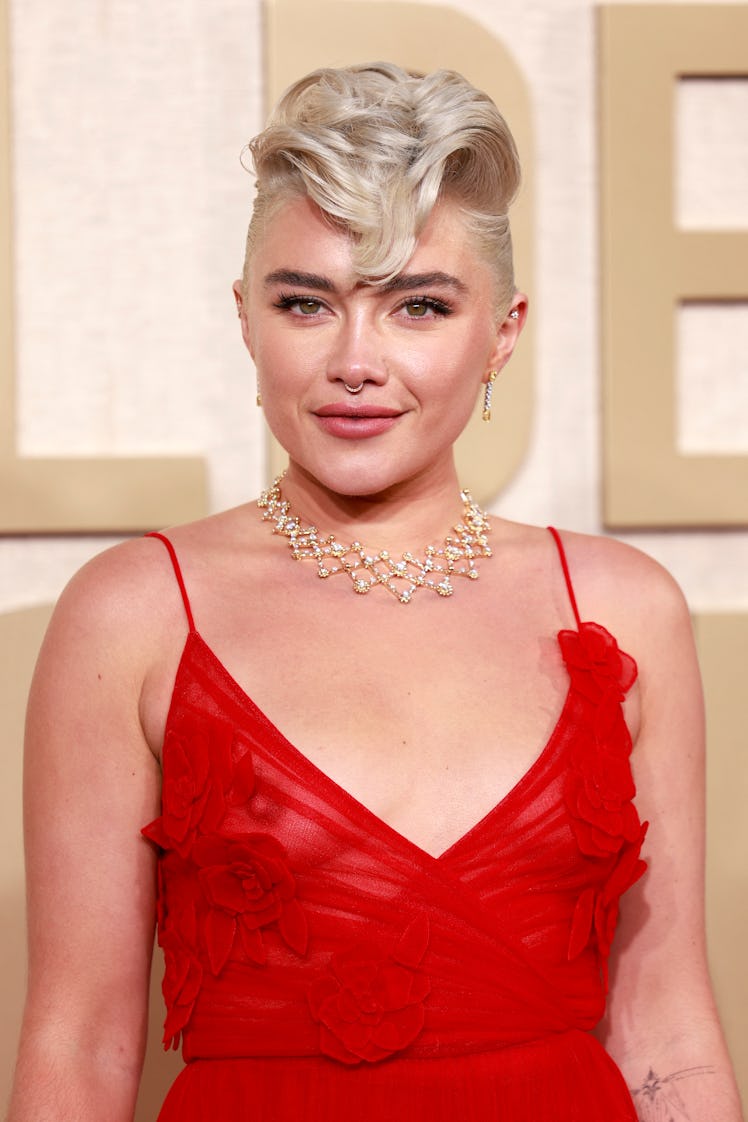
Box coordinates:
[7,195,743,1122]
[235,194,526,534]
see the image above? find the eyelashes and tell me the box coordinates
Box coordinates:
[272,291,454,319]
[398,296,453,318]
[273,293,325,315]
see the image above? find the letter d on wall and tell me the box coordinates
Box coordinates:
[600,5,748,527]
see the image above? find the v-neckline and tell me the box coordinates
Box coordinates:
[164,628,577,864]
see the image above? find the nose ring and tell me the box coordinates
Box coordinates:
[343,381,365,394]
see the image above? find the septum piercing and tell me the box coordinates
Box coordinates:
[343,382,365,394]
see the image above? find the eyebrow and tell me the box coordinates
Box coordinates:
[263,270,336,291]
[262,268,468,294]
[381,271,468,294]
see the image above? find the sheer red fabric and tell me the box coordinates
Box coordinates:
[142,529,646,1120]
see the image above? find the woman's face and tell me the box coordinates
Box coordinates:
[237,194,525,499]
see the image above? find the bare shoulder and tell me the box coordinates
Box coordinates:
[48,504,253,644]
[552,528,688,615]
[46,535,183,658]
[34,518,226,701]
[547,528,695,669]
[497,520,687,619]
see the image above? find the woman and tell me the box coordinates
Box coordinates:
[8,63,743,1121]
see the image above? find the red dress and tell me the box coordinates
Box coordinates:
[142,528,647,1120]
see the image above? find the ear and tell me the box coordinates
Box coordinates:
[232,279,255,358]
[483,293,528,382]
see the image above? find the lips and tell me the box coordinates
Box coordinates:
[314,403,402,418]
[313,402,403,439]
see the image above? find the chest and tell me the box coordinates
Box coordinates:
[180,591,571,856]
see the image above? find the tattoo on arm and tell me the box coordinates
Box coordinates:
[630,1066,715,1121]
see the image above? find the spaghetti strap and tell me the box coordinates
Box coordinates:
[547,526,582,629]
[146,531,196,633]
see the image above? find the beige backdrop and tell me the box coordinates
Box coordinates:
[1,0,746,1118]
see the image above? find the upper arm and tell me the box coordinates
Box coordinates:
[587,546,718,1056]
[21,543,165,1069]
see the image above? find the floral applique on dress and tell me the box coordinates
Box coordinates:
[560,624,648,988]
[142,709,307,1048]
[308,914,431,1065]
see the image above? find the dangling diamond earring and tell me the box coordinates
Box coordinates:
[482,370,497,422]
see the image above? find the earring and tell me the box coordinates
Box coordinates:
[256,383,262,407]
[482,370,497,422]
[509,309,520,320]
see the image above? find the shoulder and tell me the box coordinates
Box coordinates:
[51,534,182,636]
[44,503,260,657]
[549,527,689,621]
[547,528,697,690]
[54,505,252,626]
[498,520,688,620]
[33,537,183,700]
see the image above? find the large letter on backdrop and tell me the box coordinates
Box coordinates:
[0,0,207,533]
[600,4,748,527]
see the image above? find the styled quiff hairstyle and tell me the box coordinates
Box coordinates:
[241,62,521,314]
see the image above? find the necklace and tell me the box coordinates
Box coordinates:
[257,475,492,604]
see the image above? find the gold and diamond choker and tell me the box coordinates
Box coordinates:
[257,475,492,604]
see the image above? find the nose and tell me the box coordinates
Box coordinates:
[325,311,387,391]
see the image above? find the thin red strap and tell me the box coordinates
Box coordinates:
[146,532,196,632]
[547,526,582,629]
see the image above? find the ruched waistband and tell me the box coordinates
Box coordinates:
[157,1032,638,1122]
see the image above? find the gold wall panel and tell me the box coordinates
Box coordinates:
[695,612,748,1102]
[0,606,50,1110]
[264,0,535,507]
[600,5,748,527]
[0,0,208,533]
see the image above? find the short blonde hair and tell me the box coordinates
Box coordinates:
[241,62,521,314]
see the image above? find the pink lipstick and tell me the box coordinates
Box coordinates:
[313,403,402,439]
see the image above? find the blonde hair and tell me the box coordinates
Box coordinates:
[241,62,521,313]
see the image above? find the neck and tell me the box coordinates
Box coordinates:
[277,461,469,557]
[258,466,492,605]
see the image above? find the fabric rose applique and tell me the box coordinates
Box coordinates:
[308,914,431,1065]
[142,710,255,858]
[559,624,645,860]
[560,623,649,985]
[158,894,204,1049]
[194,833,308,973]
[149,857,204,1050]
[142,711,307,1046]
[558,622,637,707]
[565,707,643,858]
[568,825,648,989]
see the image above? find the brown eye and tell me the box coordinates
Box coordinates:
[398,296,451,319]
[297,298,322,315]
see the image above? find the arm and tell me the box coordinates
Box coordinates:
[6,544,165,1122]
[597,559,743,1121]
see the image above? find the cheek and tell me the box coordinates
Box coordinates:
[424,336,490,400]
[252,332,303,391]
[400,328,486,384]
[251,316,327,378]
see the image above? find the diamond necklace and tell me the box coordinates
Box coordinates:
[257,475,492,604]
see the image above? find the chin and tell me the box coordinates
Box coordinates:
[311,468,403,500]
[289,455,449,503]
